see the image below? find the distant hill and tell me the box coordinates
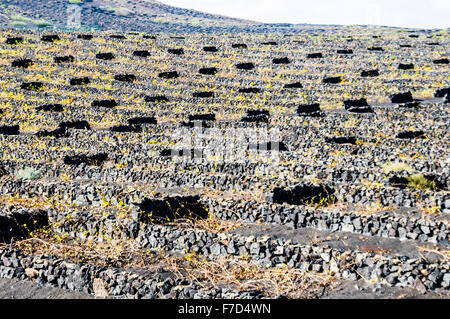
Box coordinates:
[0,0,360,33]
[0,0,264,33]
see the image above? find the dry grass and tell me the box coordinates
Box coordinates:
[192,213,244,234]
[382,162,413,173]
[0,194,77,211]
[4,229,337,298]
[165,252,336,298]
[417,246,450,263]
[7,231,162,268]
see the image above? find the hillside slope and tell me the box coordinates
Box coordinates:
[0,0,375,33]
[0,0,271,33]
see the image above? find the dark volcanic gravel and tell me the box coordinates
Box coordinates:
[0,27,448,299]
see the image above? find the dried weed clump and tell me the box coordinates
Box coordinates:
[191,213,244,234]
[166,252,336,298]
[9,230,162,269]
[5,228,336,299]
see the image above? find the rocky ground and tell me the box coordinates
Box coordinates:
[0,27,448,299]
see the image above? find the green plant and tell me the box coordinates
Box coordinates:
[34,20,52,28]
[10,14,32,22]
[406,174,436,191]
[10,21,27,27]
[15,167,43,180]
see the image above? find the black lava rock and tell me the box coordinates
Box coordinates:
[0,125,20,135]
[262,41,278,45]
[396,131,426,139]
[110,125,142,133]
[193,92,214,98]
[59,120,90,130]
[435,87,450,98]
[337,49,353,54]
[114,74,137,83]
[96,53,115,60]
[344,99,373,113]
[12,59,33,68]
[0,210,49,243]
[247,109,270,117]
[203,46,218,52]
[54,56,75,63]
[239,88,261,93]
[399,102,421,108]
[145,96,169,103]
[168,48,184,55]
[136,196,208,224]
[307,53,323,58]
[361,69,380,77]
[323,77,343,84]
[236,63,255,70]
[21,82,44,91]
[272,184,336,206]
[36,127,68,138]
[391,92,414,103]
[398,63,414,70]
[92,100,118,108]
[433,58,449,64]
[248,141,288,152]
[241,110,270,123]
[133,50,151,57]
[78,34,93,40]
[128,117,157,125]
[326,136,357,144]
[36,104,64,112]
[241,114,269,123]
[180,121,211,128]
[158,71,179,79]
[63,153,108,166]
[199,67,218,75]
[284,82,303,89]
[272,57,290,64]
[297,103,322,116]
[70,77,90,86]
[110,35,126,40]
[189,114,216,122]
[232,43,247,49]
[41,35,60,42]
[0,164,6,177]
[5,37,23,45]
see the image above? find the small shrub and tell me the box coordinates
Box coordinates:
[15,167,43,180]
[34,20,52,28]
[406,174,437,191]
[11,21,27,27]
[10,14,32,22]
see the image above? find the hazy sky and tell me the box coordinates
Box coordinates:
[159,0,449,29]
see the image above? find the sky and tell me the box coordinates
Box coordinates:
[158,0,449,29]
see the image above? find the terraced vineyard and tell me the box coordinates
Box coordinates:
[0,27,449,299]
